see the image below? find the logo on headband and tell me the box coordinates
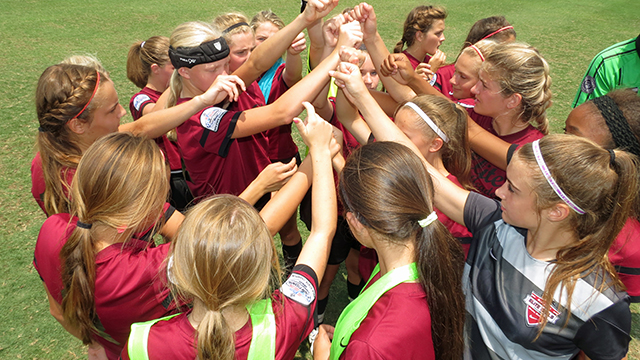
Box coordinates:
[581,75,596,94]
[214,42,221,51]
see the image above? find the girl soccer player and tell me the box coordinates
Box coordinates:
[122,102,337,360]
[331,59,635,360]
[126,36,193,210]
[393,5,447,73]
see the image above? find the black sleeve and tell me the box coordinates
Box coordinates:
[163,205,176,223]
[292,264,318,288]
[573,299,631,360]
[463,192,503,234]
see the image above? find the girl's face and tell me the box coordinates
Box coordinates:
[395,108,435,160]
[85,80,126,143]
[417,19,445,55]
[471,69,510,118]
[360,55,379,90]
[450,52,480,100]
[156,62,175,89]
[564,103,611,147]
[495,157,539,229]
[229,31,256,73]
[254,22,279,47]
[187,57,229,94]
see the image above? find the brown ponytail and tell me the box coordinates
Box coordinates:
[126,36,171,89]
[340,141,465,360]
[60,133,169,344]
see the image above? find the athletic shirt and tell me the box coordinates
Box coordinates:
[573,36,640,107]
[129,88,182,171]
[402,50,431,70]
[119,265,318,360]
[33,211,179,360]
[338,270,435,360]
[175,98,270,200]
[462,192,631,360]
[469,116,544,198]
[30,152,75,215]
[609,218,640,302]
[260,63,298,161]
[432,63,455,97]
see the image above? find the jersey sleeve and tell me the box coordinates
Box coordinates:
[129,93,155,121]
[280,264,318,307]
[463,192,503,234]
[196,107,240,157]
[572,299,631,359]
[572,54,614,107]
[341,340,397,360]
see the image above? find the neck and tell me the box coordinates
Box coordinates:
[146,76,168,93]
[181,80,203,99]
[526,221,577,261]
[93,224,132,252]
[491,111,528,136]
[188,299,249,332]
[405,44,427,62]
[425,152,449,177]
[373,236,415,276]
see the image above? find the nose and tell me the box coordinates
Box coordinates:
[363,73,372,84]
[449,74,457,86]
[471,80,481,95]
[495,182,507,200]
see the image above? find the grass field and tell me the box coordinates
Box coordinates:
[1,0,639,358]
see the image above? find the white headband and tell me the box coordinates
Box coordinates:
[404,102,449,143]
[531,140,585,214]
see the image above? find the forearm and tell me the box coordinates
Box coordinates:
[407,72,445,98]
[307,18,325,70]
[283,52,303,87]
[259,159,313,236]
[119,96,206,138]
[467,118,510,170]
[365,33,416,102]
[335,90,371,144]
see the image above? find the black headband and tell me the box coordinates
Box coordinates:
[222,22,249,34]
[593,95,640,158]
[168,37,230,69]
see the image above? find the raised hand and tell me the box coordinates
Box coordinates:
[288,32,307,56]
[199,75,246,105]
[381,53,417,85]
[322,14,346,49]
[428,49,446,73]
[293,102,334,152]
[303,0,340,24]
[253,158,298,193]
[330,61,368,104]
[339,47,366,67]
[351,2,377,41]
[415,63,432,82]
[336,21,364,49]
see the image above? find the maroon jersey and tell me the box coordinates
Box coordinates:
[432,63,456,99]
[402,50,431,70]
[30,152,75,215]
[435,174,472,258]
[34,213,178,360]
[129,88,182,171]
[341,274,435,360]
[470,116,544,198]
[610,218,640,302]
[175,98,270,200]
[263,64,298,161]
[120,266,318,360]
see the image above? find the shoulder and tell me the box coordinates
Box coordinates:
[593,37,638,61]
[146,313,196,360]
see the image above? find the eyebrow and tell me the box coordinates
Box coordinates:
[506,177,520,192]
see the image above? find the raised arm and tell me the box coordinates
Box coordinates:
[241,159,298,206]
[119,75,244,138]
[282,32,306,87]
[292,102,337,283]
[332,61,469,224]
[234,0,339,86]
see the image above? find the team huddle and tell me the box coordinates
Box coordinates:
[30,0,640,359]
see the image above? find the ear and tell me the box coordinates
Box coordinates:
[177,67,191,80]
[150,63,160,75]
[67,117,87,135]
[428,137,444,153]
[415,30,425,42]
[506,92,523,110]
[546,203,571,223]
[345,211,364,234]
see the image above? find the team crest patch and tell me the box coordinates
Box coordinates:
[281,273,315,306]
[133,94,151,111]
[200,107,227,132]
[430,73,438,86]
[523,291,560,326]
[580,75,596,94]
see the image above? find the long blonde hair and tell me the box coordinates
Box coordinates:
[170,195,281,360]
[60,133,169,344]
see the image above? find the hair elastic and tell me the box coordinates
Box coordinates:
[223,22,249,34]
[531,140,585,214]
[480,25,514,41]
[38,126,46,133]
[76,221,93,229]
[593,95,640,158]
[418,211,438,227]
[73,71,100,120]
[404,102,449,142]
[468,44,485,61]
[608,149,616,167]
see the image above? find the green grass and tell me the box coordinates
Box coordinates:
[1,0,639,358]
